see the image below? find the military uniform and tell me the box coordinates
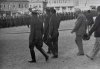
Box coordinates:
[29,11,49,63]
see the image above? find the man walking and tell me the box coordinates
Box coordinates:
[86,6,100,60]
[43,8,52,54]
[85,10,94,29]
[48,8,61,58]
[29,10,49,63]
[71,8,87,56]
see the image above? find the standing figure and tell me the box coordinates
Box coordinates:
[86,6,100,60]
[71,8,87,56]
[85,10,94,29]
[29,11,49,63]
[43,8,52,54]
[48,8,61,58]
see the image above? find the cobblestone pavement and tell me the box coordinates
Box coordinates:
[0,20,100,69]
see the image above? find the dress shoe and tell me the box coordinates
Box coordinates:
[86,54,94,60]
[28,60,36,63]
[45,56,49,62]
[52,55,58,58]
[47,51,51,54]
[77,52,84,56]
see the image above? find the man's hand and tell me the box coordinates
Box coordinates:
[48,35,51,38]
[71,30,74,34]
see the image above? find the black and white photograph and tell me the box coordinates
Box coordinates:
[0,0,100,69]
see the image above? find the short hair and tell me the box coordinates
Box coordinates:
[50,8,56,13]
[75,8,81,13]
[97,6,100,12]
[45,8,50,12]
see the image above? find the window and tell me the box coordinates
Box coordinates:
[0,4,1,8]
[54,1,56,3]
[13,5,15,8]
[25,4,28,8]
[4,4,5,8]
[19,4,21,8]
[39,5,41,8]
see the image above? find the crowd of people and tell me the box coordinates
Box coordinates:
[0,6,100,63]
[27,5,100,63]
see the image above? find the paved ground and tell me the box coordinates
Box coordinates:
[0,20,100,69]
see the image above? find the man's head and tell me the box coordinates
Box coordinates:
[97,6,100,14]
[75,8,81,15]
[50,8,56,14]
[87,10,91,13]
[45,8,50,14]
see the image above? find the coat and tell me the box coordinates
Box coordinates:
[44,14,51,36]
[29,15,43,44]
[72,13,87,36]
[49,14,61,38]
[89,14,100,37]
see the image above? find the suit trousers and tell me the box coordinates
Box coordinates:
[90,37,100,58]
[29,39,48,61]
[75,35,84,54]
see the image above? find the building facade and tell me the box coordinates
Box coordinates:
[47,0,76,13]
[0,0,29,14]
[0,0,47,16]
[29,0,47,12]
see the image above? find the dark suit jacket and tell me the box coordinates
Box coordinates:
[89,14,100,37]
[29,15,43,43]
[44,14,51,36]
[49,14,61,37]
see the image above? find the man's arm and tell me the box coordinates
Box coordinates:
[89,17,100,36]
[48,17,53,37]
[72,15,83,33]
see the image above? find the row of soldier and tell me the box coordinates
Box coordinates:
[0,11,77,28]
[0,15,31,28]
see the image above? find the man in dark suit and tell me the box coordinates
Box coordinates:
[43,8,52,54]
[29,10,49,63]
[86,6,100,60]
[48,8,61,58]
[85,10,94,29]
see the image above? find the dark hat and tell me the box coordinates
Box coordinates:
[50,8,56,13]
[45,8,50,12]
